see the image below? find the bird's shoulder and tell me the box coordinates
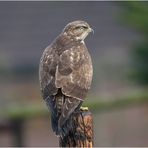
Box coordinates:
[60,41,87,60]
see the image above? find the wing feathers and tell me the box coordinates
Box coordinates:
[39,40,93,137]
[55,45,92,100]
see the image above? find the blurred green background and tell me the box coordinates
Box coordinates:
[0,1,148,147]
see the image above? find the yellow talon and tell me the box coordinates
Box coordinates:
[80,106,88,111]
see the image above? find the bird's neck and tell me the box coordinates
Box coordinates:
[57,33,84,47]
[52,33,86,55]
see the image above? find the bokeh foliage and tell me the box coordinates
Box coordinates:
[130,42,148,85]
[121,1,148,85]
[121,1,148,37]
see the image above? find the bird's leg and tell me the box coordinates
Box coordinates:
[80,106,88,111]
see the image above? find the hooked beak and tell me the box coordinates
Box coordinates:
[88,27,94,34]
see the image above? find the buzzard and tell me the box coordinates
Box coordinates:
[39,20,93,136]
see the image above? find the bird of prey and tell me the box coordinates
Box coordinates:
[39,20,93,136]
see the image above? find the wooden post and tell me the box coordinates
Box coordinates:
[59,109,93,147]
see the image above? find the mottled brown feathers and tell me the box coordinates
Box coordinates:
[39,20,93,136]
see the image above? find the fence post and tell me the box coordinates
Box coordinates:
[59,109,93,147]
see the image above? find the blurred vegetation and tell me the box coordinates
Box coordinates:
[121,1,148,36]
[1,90,148,119]
[130,42,148,85]
[121,1,148,86]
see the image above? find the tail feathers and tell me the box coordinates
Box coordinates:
[44,96,59,135]
[44,95,83,137]
[58,97,82,137]
[51,114,60,135]
[58,114,74,138]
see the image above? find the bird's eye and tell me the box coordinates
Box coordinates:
[79,26,84,30]
[75,26,87,31]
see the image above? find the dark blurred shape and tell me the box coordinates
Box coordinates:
[11,118,24,147]
[130,42,148,85]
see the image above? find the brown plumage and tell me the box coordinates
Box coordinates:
[39,20,93,136]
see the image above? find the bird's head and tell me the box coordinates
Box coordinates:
[62,20,93,41]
